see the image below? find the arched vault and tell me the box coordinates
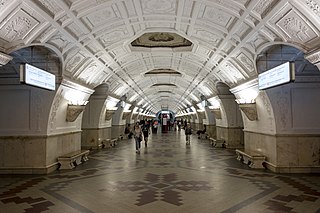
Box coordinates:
[0,0,319,113]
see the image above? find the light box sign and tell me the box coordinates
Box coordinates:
[258,62,295,90]
[20,63,55,91]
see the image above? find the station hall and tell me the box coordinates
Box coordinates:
[0,0,320,212]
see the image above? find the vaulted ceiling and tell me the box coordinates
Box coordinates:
[0,0,319,113]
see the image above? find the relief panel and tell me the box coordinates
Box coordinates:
[34,0,62,16]
[141,0,176,15]
[194,29,222,47]
[203,6,234,28]
[236,52,256,76]
[99,28,130,47]
[252,0,277,18]
[275,9,318,43]
[65,51,86,74]
[305,0,320,18]
[83,7,117,28]
[0,9,39,42]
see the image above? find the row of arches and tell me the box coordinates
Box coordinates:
[0,42,319,174]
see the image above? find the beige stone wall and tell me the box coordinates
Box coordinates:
[206,125,216,138]
[217,126,244,149]
[0,131,81,174]
[81,127,112,149]
[111,125,125,139]
[244,131,320,173]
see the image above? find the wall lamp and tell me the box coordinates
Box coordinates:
[235,99,258,121]
[105,107,118,121]
[66,101,89,122]
[209,107,222,119]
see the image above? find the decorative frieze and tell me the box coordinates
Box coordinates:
[66,104,86,122]
[306,0,320,17]
[305,49,320,64]
[105,109,116,120]
[210,108,222,119]
[0,52,12,66]
[238,103,258,121]
[122,111,131,120]
[142,0,176,14]
[276,9,317,43]
[0,10,39,42]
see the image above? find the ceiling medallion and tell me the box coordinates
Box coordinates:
[144,69,182,76]
[131,32,192,48]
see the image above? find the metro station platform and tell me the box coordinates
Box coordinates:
[0,131,319,213]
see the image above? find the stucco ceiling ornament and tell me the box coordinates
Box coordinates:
[0,52,12,66]
[131,32,192,48]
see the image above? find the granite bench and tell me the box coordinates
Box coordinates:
[209,138,226,148]
[58,150,89,170]
[235,149,266,169]
[110,138,118,147]
[200,133,209,139]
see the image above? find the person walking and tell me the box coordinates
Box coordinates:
[133,122,143,153]
[185,123,192,145]
[142,124,149,147]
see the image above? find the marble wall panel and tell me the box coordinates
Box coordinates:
[244,131,277,164]
[81,127,112,149]
[111,125,125,139]
[217,126,244,149]
[0,136,47,174]
[244,131,320,173]
[46,132,81,165]
[206,125,216,138]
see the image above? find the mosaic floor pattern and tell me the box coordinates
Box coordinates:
[0,131,320,213]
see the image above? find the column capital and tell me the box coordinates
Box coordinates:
[0,52,13,66]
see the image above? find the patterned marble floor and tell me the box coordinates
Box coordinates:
[0,131,320,213]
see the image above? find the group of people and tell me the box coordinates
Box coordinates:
[124,120,207,151]
[124,121,150,153]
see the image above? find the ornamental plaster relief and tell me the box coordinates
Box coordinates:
[49,89,63,131]
[142,0,176,15]
[305,49,320,64]
[0,9,39,42]
[33,89,43,132]
[274,89,290,130]
[36,0,62,16]
[78,63,98,84]
[0,0,10,10]
[100,29,130,47]
[306,0,320,18]
[194,29,222,47]
[247,33,269,51]
[84,7,117,28]
[203,6,233,28]
[65,51,86,74]
[252,0,277,18]
[236,52,256,76]
[0,52,12,65]
[276,9,318,43]
[223,62,248,82]
[48,33,73,52]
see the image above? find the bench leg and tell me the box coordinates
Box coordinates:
[249,159,265,169]
[243,156,249,165]
[75,156,82,165]
[236,153,243,161]
[82,154,89,162]
[59,160,76,170]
